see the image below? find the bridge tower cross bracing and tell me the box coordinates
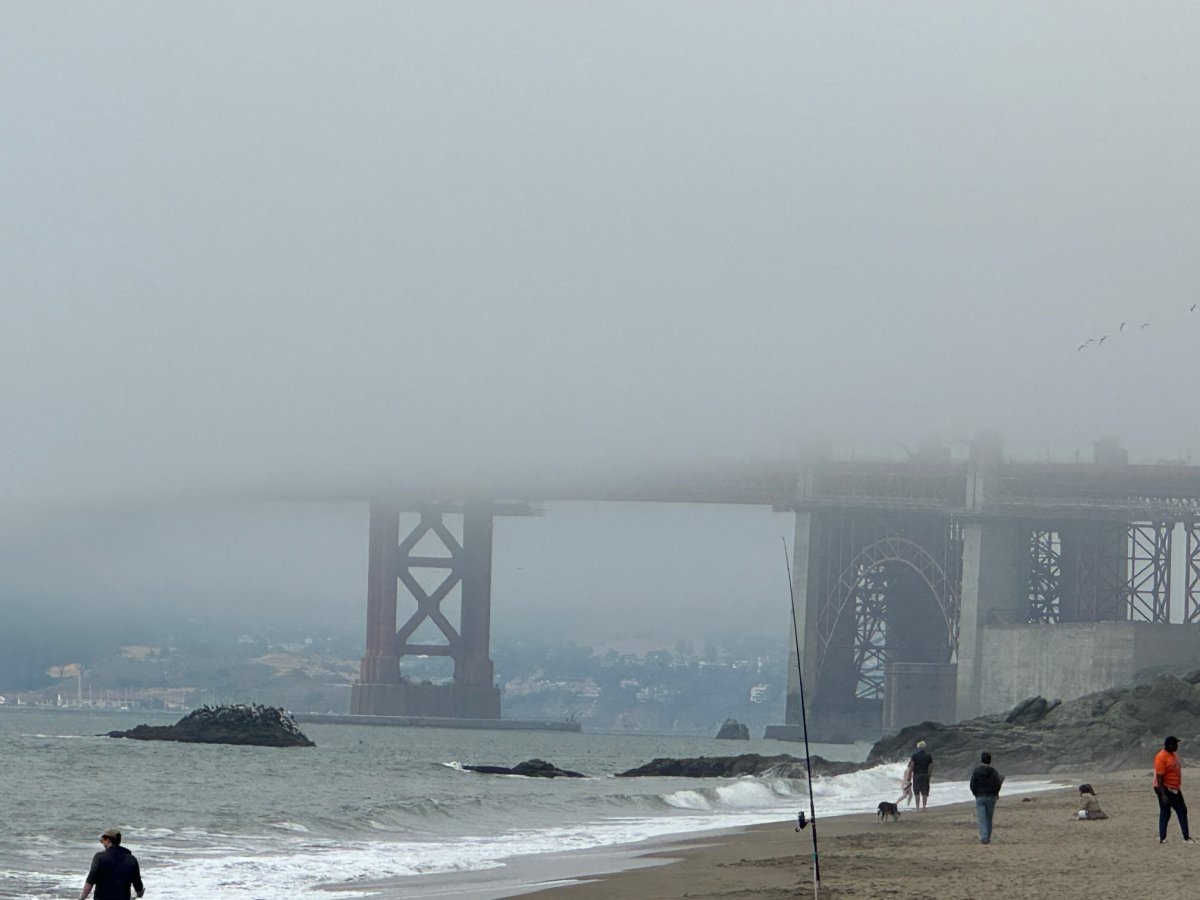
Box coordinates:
[351,502,506,719]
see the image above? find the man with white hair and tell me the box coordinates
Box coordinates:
[909,740,934,810]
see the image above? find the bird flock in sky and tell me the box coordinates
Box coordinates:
[1078,303,1196,351]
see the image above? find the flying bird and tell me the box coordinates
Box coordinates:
[1141,322,1150,329]
[1098,335,1108,345]
[1191,304,1197,312]
[1120,322,1126,332]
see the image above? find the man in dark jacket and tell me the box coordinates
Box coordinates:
[910,740,934,809]
[969,752,1004,844]
[81,829,144,900]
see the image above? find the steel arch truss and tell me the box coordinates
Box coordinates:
[817,535,961,701]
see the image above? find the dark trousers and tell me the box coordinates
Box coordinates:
[1158,789,1190,840]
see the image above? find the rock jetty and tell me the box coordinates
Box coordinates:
[107,704,315,748]
[462,758,585,778]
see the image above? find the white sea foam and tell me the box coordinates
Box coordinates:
[270,821,311,833]
[114,765,1064,898]
[662,776,803,811]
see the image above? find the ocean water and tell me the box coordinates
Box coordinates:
[0,710,1059,899]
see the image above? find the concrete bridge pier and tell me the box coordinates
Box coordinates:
[954,519,1027,721]
[783,511,819,728]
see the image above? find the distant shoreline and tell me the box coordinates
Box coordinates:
[0,705,182,715]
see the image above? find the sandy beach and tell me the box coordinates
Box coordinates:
[508,769,1200,900]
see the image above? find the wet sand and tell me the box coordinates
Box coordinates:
[343,769,1200,899]
[514,769,1200,899]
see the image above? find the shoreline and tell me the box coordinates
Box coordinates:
[330,774,1081,900]
[512,768,1200,899]
[322,822,777,900]
[332,768,1200,899]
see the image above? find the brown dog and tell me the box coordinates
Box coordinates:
[877,801,901,822]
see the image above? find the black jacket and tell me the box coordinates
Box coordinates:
[86,845,144,900]
[910,749,933,775]
[970,764,1004,798]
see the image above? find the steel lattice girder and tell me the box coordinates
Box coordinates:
[852,566,890,699]
[1126,522,1172,623]
[1027,529,1062,623]
[1186,519,1200,623]
[1067,523,1126,621]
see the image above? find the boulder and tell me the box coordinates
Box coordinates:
[462,758,585,778]
[715,718,750,740]
[107,704,315,748]
[1005,696,1060,725]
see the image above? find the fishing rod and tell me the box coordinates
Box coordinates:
[783,538,820,900]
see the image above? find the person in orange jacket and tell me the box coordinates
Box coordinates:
[1154,735,1195,844]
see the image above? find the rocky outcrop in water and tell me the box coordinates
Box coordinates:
[107,704,315,747]
[867,671,1200,775]
[618,753,863,779]
[462,758,585,778]
[715,718,750,740]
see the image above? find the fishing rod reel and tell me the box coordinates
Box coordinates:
[794,811,810,832]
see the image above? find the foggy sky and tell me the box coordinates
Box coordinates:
[0,501,796,646]
[3,4,1200,644]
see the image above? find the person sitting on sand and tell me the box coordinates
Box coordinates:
[1076,784,1108,820]
[897,759,914,807]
